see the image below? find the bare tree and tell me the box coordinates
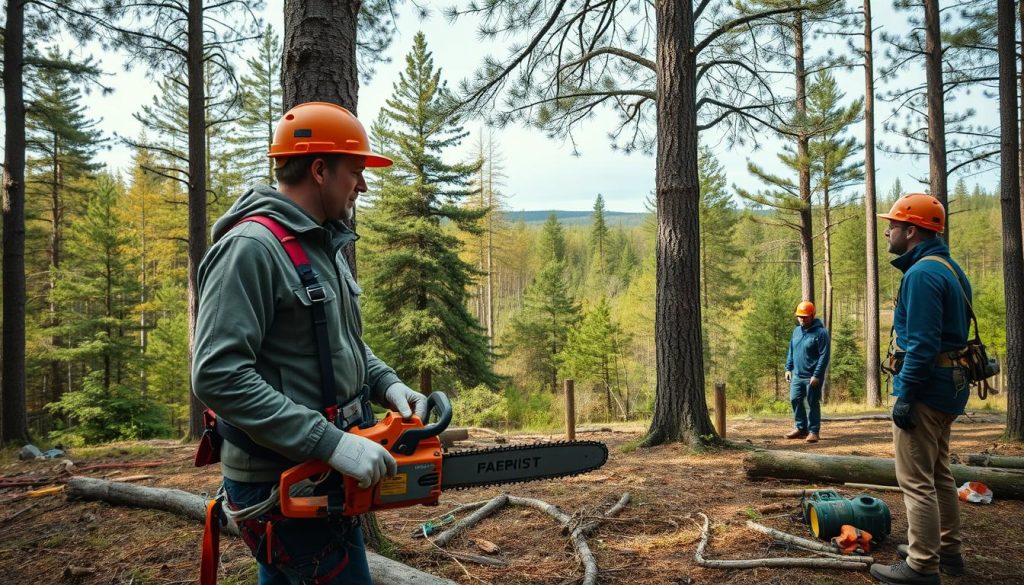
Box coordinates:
[448,0,820,446]
[996,0,1024,440]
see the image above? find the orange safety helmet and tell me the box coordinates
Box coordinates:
[795,301,816,317]
[877,192,945,234]
[268,102,393,168]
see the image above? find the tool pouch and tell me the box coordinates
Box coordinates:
[194,409,222,467]
[235,509,356,584]
[881,351,905,377]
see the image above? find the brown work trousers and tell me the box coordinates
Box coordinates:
[893,400,962,575]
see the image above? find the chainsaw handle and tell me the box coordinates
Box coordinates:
[392,391,451,456]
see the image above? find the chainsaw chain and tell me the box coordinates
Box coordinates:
[441,440,608,491]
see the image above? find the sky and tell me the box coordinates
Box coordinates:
[73,0,1002,214]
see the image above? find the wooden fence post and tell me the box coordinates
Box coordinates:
[564,379,576,441]
[714,382,726,438]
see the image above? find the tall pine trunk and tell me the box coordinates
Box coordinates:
[642,0,715,447]
[282,0,361,275]
[924,0,948,241]
[821,187,834,403]
[794,10,815,304]
[49,134,65,405]
[2,0,30,443]
[863,0,882,407]
[186,0,209,440]
[997,0,1024,440]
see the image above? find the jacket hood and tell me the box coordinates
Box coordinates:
[891,237,950,274]
[212,185,334,244]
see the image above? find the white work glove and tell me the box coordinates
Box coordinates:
[327,432,397,488]
[785,371,792,383]
[385,382,430,421]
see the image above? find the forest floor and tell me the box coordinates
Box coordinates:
[2,413,1023,585]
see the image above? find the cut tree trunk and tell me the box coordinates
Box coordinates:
[863,0,882,408]
[64,477,457,585]
[965,454,1024,469]
[745,449,1024,499]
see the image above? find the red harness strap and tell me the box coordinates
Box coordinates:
[200,497,225,585]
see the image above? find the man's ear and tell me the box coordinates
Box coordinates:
[311,158,327,185]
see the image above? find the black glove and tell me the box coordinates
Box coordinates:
[891,396,915,431]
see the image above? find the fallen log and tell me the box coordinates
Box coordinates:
[745,449,1024,499]
[65,477,457,585]
[966,454,1024,469]
[439,428,469,447]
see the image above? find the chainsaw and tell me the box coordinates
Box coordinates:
[278,391,608,518]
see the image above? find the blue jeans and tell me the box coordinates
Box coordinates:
[790,379,821,434]
[222,477,372,585]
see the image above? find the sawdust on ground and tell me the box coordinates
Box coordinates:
[1,414,1022,584]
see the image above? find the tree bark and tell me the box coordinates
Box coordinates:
[966,454,1024,469]
[282,0,362,274]
[923,0,948,241]
[997,0,1024,441]
[863,0,881,408]
[186,0,209,441]
[643,0,716,447]
[744,449,1024,499]
[2,0,30,444]
[821,187,834,403]
[49,134,65,406]
[794,9,815,304]
[63,477,458,585]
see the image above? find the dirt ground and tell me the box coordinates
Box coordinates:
[2,415,1023,585]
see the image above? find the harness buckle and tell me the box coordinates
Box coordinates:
[306,284,327,303]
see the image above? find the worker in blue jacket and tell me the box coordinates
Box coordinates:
[784,301,830,443]
[870,193,970,585]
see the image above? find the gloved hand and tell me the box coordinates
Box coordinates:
[785,371,792,383]
[385,382,429,421]
[328,432,397,488]
[810,376,821,387]
[891,396,916,431]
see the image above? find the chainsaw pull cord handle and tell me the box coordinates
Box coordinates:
[392,391,452,456]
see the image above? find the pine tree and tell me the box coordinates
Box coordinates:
[505,259,581,393]
[560,297,629,419]
[731,269,797,401]
[24,49,104,410]
[230,25,283,187]
[363,32,497,394]
[828,318,866,401]
[698,147,742,379]
[51,177,143,402]
[537,212,567,265]
[589,194,609,280]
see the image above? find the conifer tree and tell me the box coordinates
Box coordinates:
[24,49,104,408]
[590,194,609,279]
[363,32,497,394]
[537,213,567,265]
[505,258,581,393]
[230,25,284,187]
[560,297,628,419]
[52,176,142,395]
[732,269,796,401]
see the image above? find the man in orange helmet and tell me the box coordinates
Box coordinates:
[869,193,969,585]
[783,300,831,443]
[193,102,428,584]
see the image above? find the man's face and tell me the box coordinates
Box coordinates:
[884,221,912,255]
[317,155,367,221]
[797,315,813,328]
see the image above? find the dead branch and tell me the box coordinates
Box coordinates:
[446,551,507,567]
[694,513,868,570]
[744,520,873,563]
[432,495,510,547]
[507,495,600,585]
[844,482,903,493]
[760,488,826,497]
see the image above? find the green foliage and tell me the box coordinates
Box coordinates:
[362,32,498,391]
[504,387,557,430]
[829,318,866,401]
[731,269,797,400]
[229,25,283,187]
[46,371,171,445]
[451,384,509,428]
[559,297,629,419]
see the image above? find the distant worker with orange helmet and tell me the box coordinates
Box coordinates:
[192,102,428,584]
[783,300,831,443]
[869,193,969,585]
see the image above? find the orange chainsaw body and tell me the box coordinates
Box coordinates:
[279,410,444,518]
